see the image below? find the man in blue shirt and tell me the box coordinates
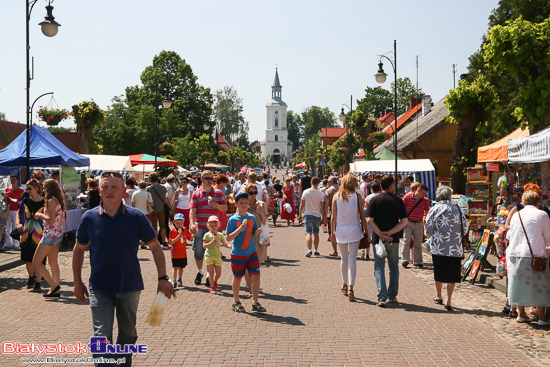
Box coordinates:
[73,171,173,367]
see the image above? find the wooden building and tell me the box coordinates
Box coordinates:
[374,98,455,180]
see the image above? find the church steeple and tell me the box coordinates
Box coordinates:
[272,68,282,99]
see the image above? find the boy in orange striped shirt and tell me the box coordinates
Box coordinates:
[169,213,193,288]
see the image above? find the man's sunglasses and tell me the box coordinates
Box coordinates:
[101,171,123,179]
[202,177,214,181]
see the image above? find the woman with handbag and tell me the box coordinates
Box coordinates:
[507,190,550,325]
[172,177,193,229]
[424,186,468,311]
[330,174,368,302]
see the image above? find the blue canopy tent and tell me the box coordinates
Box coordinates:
[0,126,90,169]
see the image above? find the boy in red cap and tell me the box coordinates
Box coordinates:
[203,215,230,293]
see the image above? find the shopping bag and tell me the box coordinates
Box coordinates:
[259,221,270,245]
[375,239,387,258]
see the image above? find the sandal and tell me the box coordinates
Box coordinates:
[433,297,443,305]
[329,252,338,257]
[509,309,519,318]
[341,284,348,295]
[231,302,245,313]
[251,302,266,313]
[348,290,356,302]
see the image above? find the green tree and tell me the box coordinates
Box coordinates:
[287,110,304,151]
[465,0,550,144]
[356,86,392,118]
[484,17,550,132]
[356,79,422,118]
[0,111,6,120]
[301,106,338,141]
[95,51,213,156]
[213,86,249,145]
[348,110,390,161]
[47,126,72,133]
[445,75,498,193]
[327,131,360,174]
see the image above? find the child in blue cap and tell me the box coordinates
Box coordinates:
[169,213,193,287]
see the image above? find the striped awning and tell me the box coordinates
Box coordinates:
[508,126,550,163]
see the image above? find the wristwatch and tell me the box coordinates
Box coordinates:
[158,275,169,281]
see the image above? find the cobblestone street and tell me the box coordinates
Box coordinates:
[1,219,549,366]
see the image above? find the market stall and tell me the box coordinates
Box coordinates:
[349,159,436,200]
[0,126,91,237]
[75,154,135,176]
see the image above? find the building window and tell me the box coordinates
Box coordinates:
[275,118,278,127]
[275,135,278,141]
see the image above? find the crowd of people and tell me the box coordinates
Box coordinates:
[3,165,550,365]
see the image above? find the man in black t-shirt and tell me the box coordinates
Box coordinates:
[366,175,408,308]
[299,171,312,193]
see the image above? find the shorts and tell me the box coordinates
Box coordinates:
[205,256,222,267]
[192,228,208,260]
[304,215,321,234]
[149,210,166,230]
[231,252,260,278]
[40,234,63,247]
[171,257,188,268]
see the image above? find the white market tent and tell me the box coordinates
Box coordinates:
[75,154,135,175]
[350,159,436,200]
[132,164,193,178]
[508,126,550,163]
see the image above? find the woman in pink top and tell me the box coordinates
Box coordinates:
[32,179,65,297]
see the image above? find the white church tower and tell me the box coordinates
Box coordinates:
[260,69,293,166]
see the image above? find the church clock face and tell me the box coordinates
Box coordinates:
[275,111,278,115]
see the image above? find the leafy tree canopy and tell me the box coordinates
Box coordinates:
[356,78,423,118]
[0,111,6,120]
[301,106,338,141]
[213,86,249,145]
[287,110,304,151]
[484,17,550,130]
[94,51,213,157]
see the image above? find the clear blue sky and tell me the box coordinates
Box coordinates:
[1,0,498,143]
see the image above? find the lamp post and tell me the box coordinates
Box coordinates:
[153,74,172,168]
[374,39,398,194]
[26,0,61,179]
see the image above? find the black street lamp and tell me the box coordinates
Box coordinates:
[26,0,61,179]
[374,40,398,194]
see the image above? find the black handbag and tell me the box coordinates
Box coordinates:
[150,185,171,213]
[9,228,20,241]
[356,193,370,250]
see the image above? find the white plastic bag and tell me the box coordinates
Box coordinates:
[283,203,292,213]
[375,239,387,258]
[259,220,270,245]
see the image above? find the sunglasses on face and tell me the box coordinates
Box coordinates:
[101,171,123,179]
[248,191,258,195]
[203,177,214,181]
[26,187,33,191]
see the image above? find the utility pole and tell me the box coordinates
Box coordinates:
[452,64,457,89]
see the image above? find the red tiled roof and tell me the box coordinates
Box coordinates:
[217,134,231,146]
[377,112,395,125]
[0,120,26,149]
[320,127,346,138]
[381,104,422,133]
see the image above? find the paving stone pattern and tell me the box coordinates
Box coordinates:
[0,220,547,366]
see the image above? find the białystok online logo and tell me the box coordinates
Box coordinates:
[2,337,147,356]
[89,337,147,354]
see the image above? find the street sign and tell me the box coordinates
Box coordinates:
[319,159,326,166]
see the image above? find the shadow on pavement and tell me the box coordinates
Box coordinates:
[262,258,300,267]
[0,277,27,293]
[394,301,450,314]
[247,312,305,326]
